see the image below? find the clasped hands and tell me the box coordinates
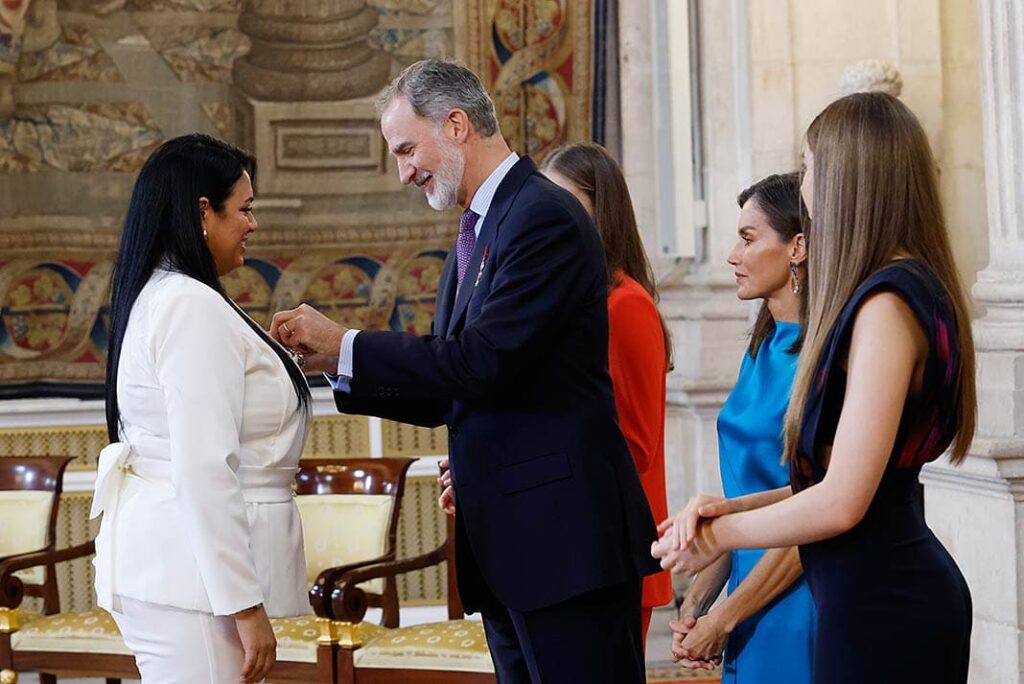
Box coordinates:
[269,304,348,374]
[653,495,736,670]
[651,494,733,575]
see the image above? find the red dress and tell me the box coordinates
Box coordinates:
[607,273,673,620]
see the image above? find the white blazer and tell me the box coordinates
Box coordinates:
[93,269,310,618]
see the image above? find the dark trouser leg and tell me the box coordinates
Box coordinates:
[482,607,533,684]
[508,578,645,684]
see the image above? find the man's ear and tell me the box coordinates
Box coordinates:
[445,108,472,143]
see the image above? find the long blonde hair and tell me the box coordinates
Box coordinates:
[782,92,976,465]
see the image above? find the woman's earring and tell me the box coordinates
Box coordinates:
[790,262,800,294]
[203,229,208,238]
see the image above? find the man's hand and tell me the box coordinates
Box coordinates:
[298,353,342,375]
[270,304,347,356]
[437,457,455,515]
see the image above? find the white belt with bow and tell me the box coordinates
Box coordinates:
[90,442,132,611]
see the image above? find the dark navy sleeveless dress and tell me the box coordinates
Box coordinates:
[790,260,972,684]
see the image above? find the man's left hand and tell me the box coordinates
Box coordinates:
[271,304,347,356]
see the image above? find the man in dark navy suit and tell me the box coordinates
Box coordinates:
[271,58,660,683]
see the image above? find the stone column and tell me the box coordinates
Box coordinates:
[919,1,1024,681]
[232,0,391,196]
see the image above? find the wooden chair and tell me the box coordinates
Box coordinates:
[0,456,74,618]
[326,516,497,684]
[0,457,417,684]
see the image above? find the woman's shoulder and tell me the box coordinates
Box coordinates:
[609,272,657,311]
[139,271,240,342]
[851,259,947,310]
[145,270,226,312]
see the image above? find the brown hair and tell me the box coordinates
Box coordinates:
[736,172,808,359]
[542,142,673,371]
[783,92,976,464]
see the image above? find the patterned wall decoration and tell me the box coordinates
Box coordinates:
[460,0,594,160]
[0,224,451,398]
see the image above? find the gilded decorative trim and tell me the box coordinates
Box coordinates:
[317,617,364,648]
[0,607,22,633]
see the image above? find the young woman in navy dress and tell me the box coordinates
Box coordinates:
[653,92,975,683]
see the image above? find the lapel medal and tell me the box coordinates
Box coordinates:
[474,245,490,288]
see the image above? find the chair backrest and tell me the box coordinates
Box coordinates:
[0,456,73,613]
[294,458,415,620]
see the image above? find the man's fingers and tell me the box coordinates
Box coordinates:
[269,309,298,340]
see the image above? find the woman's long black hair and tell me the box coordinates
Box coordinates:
[106,133,310,442]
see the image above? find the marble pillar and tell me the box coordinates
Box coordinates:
[919,0,1024,681]
[618,0,748,531]
[232,0,391,196]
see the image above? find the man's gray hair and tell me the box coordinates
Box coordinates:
[376,58,500,138]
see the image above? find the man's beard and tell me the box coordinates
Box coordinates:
[424,137,465,211]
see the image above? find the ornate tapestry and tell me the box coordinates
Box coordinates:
[0,0,598,398]
[0,226,450,397]
[459,0,594,159]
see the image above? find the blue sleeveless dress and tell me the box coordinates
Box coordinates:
[717,321,816,683]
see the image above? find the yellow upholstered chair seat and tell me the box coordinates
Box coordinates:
[10,608,131,655]
[271,615,387,663]
[0,491,54,586]
[353,620,494,673]
[296,494,394,594]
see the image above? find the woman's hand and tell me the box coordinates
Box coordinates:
[677,610,731,667]
[669,599,721,670]
[234,604,276,684]
[674,519,728,575]
[657,494,736,553]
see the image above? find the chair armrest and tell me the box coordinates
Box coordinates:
[308,554,395,617]
[0,541,95,609]
[326,541,448,623]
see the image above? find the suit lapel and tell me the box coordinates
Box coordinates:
[445,156,537,336]
[432,248,458,335]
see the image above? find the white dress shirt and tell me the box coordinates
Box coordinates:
[92,269,309,618]
[331,152,521,389]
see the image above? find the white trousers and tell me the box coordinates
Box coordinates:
[112,596,252,684]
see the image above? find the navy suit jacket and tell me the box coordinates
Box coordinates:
[334,157,661,612]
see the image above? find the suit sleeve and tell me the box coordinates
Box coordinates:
[349,199,590,402]
[151,284,264,616]
[608,288,665,474]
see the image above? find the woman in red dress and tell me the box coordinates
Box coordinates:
[542,143,673,648]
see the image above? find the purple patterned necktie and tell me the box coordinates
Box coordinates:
[456,208,479,287]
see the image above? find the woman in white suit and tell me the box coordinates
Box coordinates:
[92,134,312,684]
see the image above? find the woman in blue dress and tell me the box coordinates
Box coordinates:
[657,92,974,684]
[670,173,815,683]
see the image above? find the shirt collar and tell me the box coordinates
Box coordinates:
[468,152,520,234]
